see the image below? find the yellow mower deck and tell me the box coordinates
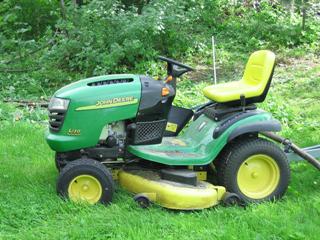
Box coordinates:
[118,170,226,210]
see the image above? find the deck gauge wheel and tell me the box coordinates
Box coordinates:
[222,192,245,207]
[133,194,151,208]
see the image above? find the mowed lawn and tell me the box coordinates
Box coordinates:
[1,59,320,239]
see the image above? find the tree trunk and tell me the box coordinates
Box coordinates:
[60,0,67,19]
[59,0,69,36]
[290,0,295,22]
[73,0,83,7]
[302,0,308,31]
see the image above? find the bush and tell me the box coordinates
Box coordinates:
[0,0,319,98]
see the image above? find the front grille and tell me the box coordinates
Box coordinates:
[87,78,133,86]
[133,119,167,145]
[49,109,66,132]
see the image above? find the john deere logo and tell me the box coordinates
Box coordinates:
[96,97,135,106]
[76,96,138,111]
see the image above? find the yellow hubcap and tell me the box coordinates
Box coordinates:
[68,175,102,204]
[237,154,280,199]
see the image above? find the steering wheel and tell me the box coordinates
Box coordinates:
[158,56,194,71]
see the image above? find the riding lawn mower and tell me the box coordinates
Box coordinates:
[46,50,320,209]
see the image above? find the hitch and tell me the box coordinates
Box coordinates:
[261,132,320,170]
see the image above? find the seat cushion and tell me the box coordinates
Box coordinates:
[203,50,275,103]
[202,81,261,103]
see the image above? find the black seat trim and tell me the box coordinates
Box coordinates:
[212,110,262,139]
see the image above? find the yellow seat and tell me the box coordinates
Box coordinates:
[203,50,276,104]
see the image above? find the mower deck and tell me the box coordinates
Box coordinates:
[118,170,226,210]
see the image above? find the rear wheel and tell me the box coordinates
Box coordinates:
[216,137,290,203]
[57,159,114,205]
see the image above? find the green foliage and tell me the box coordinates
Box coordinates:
[0,0,59,40]
[260,61,320,147]
[45,0,206,75]
[213,1,319,53]
[0,0,319,98]
[0,102,47,123]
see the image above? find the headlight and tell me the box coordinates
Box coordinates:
[48,97,70,111]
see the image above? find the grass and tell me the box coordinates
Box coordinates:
[0,57,320,239]
[0,123,319,239]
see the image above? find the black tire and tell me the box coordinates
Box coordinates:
[216,137,290,203]
[55,153,67,172]
[57,159,114,205]
[222,192,244,207]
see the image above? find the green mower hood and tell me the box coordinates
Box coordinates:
[46,74,141,151]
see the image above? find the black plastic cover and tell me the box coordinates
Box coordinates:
[164,106,194,137]
[160,169,197,186]
[130,75,176,145]
[137,75,175,122]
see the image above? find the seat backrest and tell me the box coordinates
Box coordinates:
[241,50,276,103]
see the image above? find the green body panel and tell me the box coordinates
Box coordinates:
[128,111,274,165]
[46,74,141,152]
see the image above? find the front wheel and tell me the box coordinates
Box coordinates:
[57,159,114,205]
[55,153,66,172]
[216,138,290,203]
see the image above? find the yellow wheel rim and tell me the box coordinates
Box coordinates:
[68,175,102,204]
[237,154,280,199]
